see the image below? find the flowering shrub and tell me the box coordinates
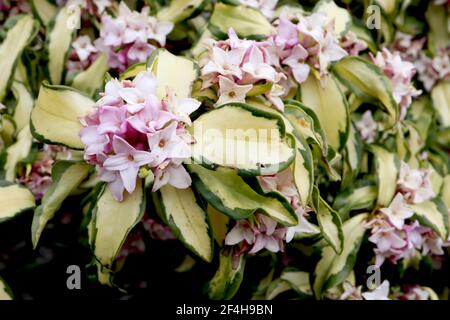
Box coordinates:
[0,0,449,301]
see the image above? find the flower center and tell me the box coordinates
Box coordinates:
[228,91,236,97]
[159,139,166,148]
[128,154,134,161]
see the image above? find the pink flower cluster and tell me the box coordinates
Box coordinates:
[272,13,347,84]
[80,71,201,201]
[67,35,100,76]
[201,28,285,110]
[18,145,72,200]
[225,213,287,255]
[367,161,445,266]
[415,49,450,91]
[355,110,377,143]
[392,32,450,91]
[95,2,173,72]
[258,169,318,242]
[223,168,318,256]
[340,31,368,56]
[370,48,421,120]
[200,12,348,111]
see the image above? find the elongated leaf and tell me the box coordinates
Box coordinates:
[119,62,146,80]
[207,204,229,245]
[4,125,33,181]
[188,164,298,226]
[31,161,91,247]
[342,123,363,188]
[148,49,199,100]
[0,181,35,222]
[209,3,274,40]
[284,101,340,172]
[312,188,343,254]
[368,145,399,207]
[154,185,213,262]
[0,277,13,300]
[11,81,34,133]
[313,213,368,298]
[31,0,57,26]
[408,198,449,240]
[46,7,76,84]
[207,250,245,300]
[71,53,108,97]
[431,81,450,128]
[293,137,314,206]
[157,0,208,23]
[31,82,95,149]
[91,180,145,270]
[442,175,450,208]
[333,184,377,218]
[280,269,313,297]
[189,103,295,175]
[301,74,349,151]
[425,3,450,55]
[0,15,38,101]
[333,56,398,128]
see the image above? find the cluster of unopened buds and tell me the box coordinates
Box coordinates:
[367,161,448,266]
[80,71,201,201]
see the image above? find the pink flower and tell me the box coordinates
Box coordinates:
[341,31,367,56]
[370,49,421,118]
[118,71,158,113]
[81,72,199,201]
[355,110,377,143]
[297,12,328,46]
[282,45,310,83]
[96,2,173,71]
[215,76,252,106]
[379,193,414,230]
[318,26,348,75]
[147,122,191,166]
[147,17,174,47]
[369,226,406,253]
[163,88,201,126]
[202,47,244,79]
[397,161,435,204]
[273,18,298,48]
[72,35,98,61]
[241,46,278,82]
[152,160,192,192]
[224,213,287,255]
[103,136,153,197]
[127,41,156,63]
